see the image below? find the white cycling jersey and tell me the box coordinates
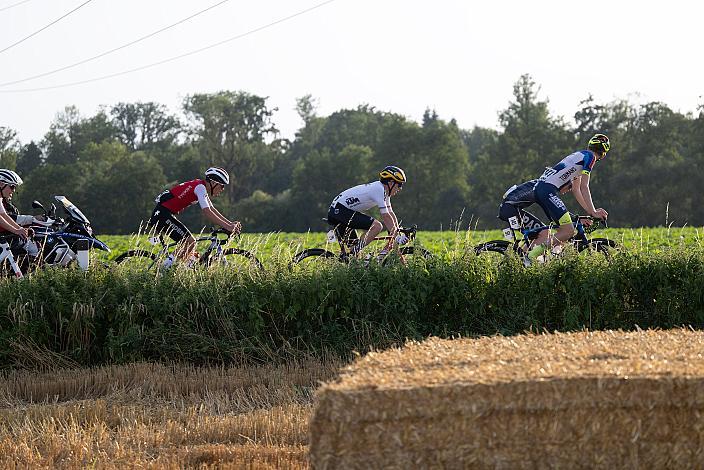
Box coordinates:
[539,150,597,190]
[330,181,391,214]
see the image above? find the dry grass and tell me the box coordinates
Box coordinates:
[0,359,341,469]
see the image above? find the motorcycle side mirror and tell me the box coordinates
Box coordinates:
[49,203,57,217]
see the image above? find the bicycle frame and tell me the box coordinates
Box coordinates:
[503,215,602,253]
[328,225,418,261]
[0,240,23,278]
[148,231,229,265]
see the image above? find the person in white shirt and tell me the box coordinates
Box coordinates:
[327,165,407,257]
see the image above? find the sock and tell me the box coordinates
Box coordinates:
[162,254,175,268]
[528,244,547,260]
[350,239,366,256]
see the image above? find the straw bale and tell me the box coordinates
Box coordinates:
[310,329,704,469]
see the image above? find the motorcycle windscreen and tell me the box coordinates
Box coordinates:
[54,196,91,225]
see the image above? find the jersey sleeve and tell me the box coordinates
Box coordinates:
[0,200,6,215]
[194,184,212,209]
[373,184,391,214]
[16,214,33,225]
[581,151,596,174]
[379,197,392,214]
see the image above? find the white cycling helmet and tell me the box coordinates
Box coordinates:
[0,169,23,186]
[205,166,230,185]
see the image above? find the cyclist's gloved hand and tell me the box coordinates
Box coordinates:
[15,227,29,240]
[592,208,608,220]
[395,233,409,245]
[229,221,242,235]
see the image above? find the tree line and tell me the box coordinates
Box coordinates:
[1,74,702,234]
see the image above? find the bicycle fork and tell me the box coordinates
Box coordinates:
[0,241,23,279]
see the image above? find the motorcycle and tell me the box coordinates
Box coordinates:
[21,195,110,272]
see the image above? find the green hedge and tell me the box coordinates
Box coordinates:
[2,250,704,367]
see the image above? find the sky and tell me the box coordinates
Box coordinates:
[0,0,702,144]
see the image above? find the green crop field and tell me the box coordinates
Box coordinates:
[95,226,704,266]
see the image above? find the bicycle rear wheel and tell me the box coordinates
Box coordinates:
[114,250,158,270]
[474,240,512,256]
[289,248,338,270]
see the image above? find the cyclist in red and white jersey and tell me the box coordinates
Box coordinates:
[327,165,407,257]
[148,167,241,265]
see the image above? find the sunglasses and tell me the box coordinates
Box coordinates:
[6,184,16,190]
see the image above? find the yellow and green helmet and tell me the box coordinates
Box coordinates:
[588,133,610,156]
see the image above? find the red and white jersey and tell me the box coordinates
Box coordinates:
[156,179,212,214]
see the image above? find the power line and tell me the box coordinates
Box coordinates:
[0,0,93,55]
[0,0,232,88]
[0,0,338,93]
[0,0,33,14]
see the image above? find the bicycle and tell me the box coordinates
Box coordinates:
[474,213,617,262]
[289,223,433,269]
[114,227,264,271]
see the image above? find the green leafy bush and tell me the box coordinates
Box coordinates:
[2,248,704,368]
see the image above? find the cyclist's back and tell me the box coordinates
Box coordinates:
[538,151,596,190]
[331,181,391,214]
[157,179,210,215]
[502,179,538,207]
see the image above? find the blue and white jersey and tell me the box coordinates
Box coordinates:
[538,150,597,190]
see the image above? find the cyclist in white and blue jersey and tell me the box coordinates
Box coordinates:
[499,178,573,249]
[526,134,610,263]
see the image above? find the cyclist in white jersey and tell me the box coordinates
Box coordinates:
[327,165,407,256]
[526,134,610,264]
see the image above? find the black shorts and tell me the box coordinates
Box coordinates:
[148,204,190,242]
[498,202,545,231]
[327,203,375,242]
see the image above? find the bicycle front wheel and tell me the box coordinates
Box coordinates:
[580,238,618,257]
[114,250,158,271]
[209,248,265,271]
[381,246,434,266]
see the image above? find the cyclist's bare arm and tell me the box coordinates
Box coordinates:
[381,211,400,250]
[0,213,27,237]
[572,174,608,219]
[571,174,595,215]
[202,206,239,233]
